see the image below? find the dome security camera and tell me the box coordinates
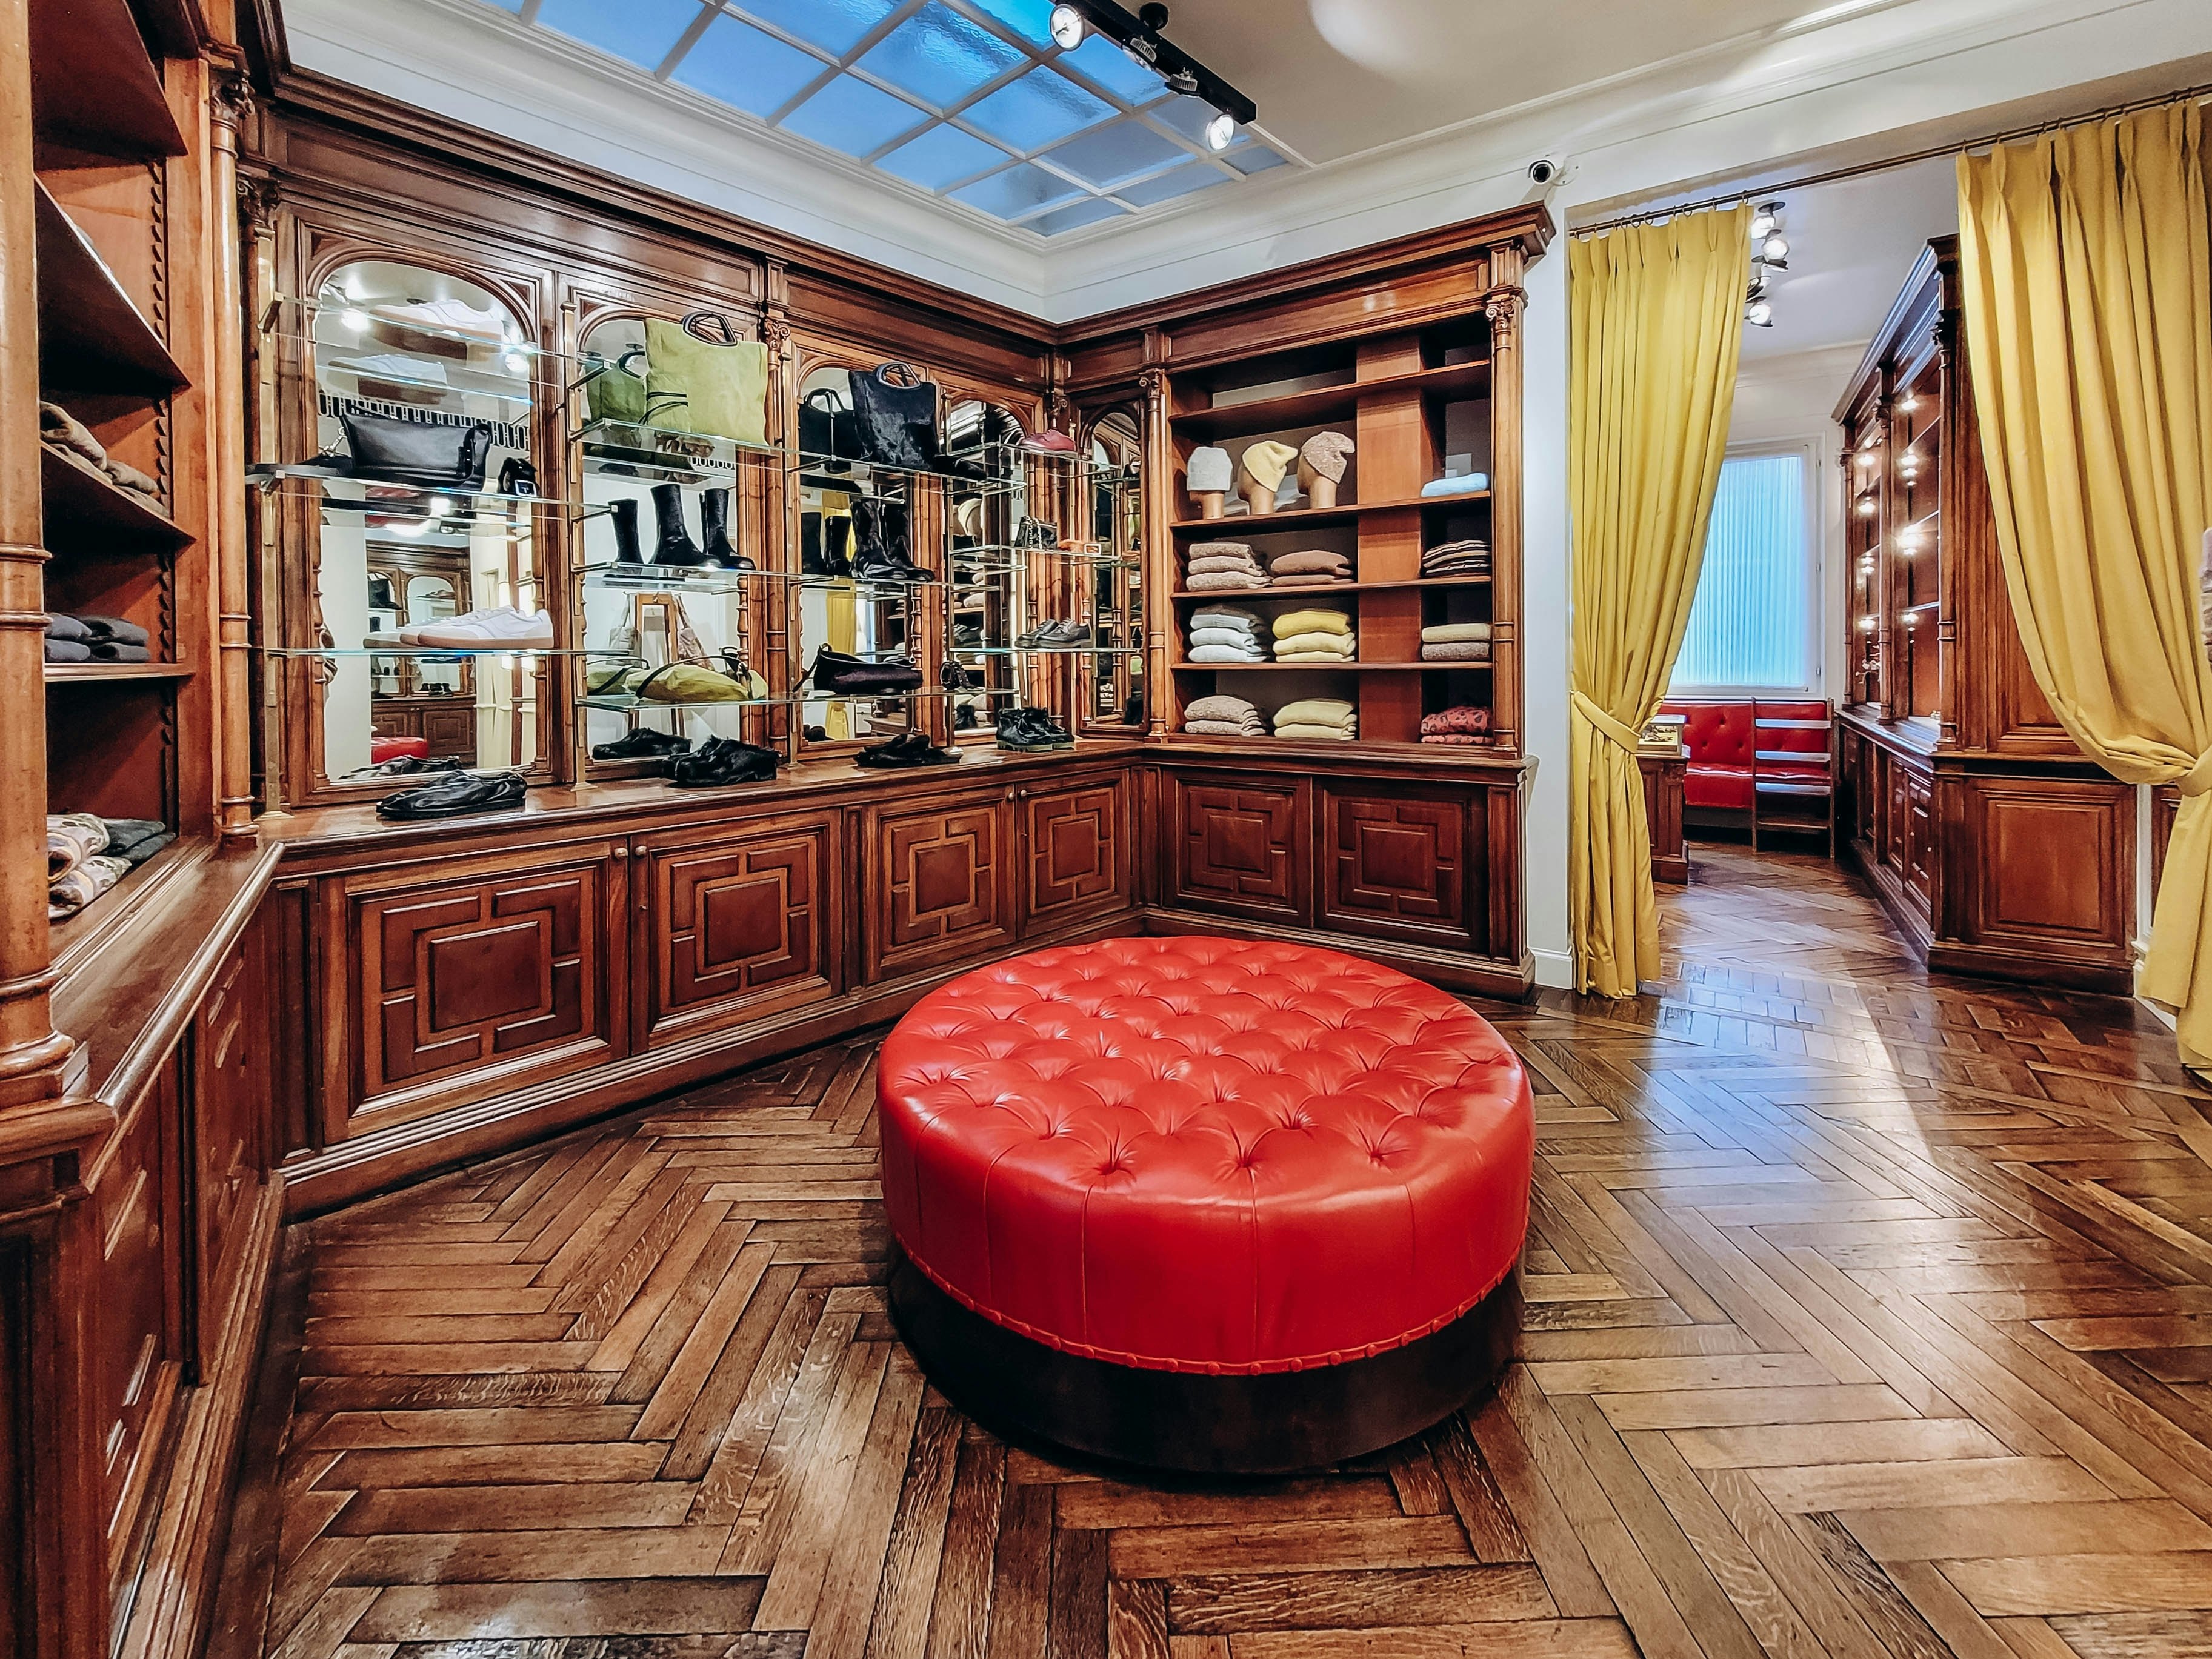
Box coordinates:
[1528,157,1565,186]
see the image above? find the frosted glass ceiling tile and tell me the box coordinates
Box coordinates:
[949,161,1085,219]
[1225,141,1287,176]
[1032,197,1126,236]
[857,4,1025,109]
[671,12,824,115]
[732,0,898,56]
[780,73,928,156]
[1058,33,1162,103]
[1039,118,1186,188]
[876,123,1011,191]
[960,0,1054,47]
[1115,161,1229,207]
[961,65,1113,151]
[536,0,704,68]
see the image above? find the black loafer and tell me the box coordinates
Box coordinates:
[593,728,692,760]
[856,731,959,770]
[364,754,459,777]
[666,738,780,788]
[376,770,527,820]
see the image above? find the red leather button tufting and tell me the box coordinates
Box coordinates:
[877,936,1534,1375]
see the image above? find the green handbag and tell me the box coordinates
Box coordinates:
[635,661,751,703]
[584,345,648,424]
[645,313,768,445]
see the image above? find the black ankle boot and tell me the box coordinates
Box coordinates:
[850,498,888,571]
[610,497,645,567]
[801,511,828,576]
[882,499,914,570]
[699,488,753,570]
[651,482,705,566]
[825,517,853,577]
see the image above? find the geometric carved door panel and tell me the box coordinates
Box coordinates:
[642,820,836,1046]
[1321,790,1473,945]
[867,797,1014,982]
[1021,782,1129,935]
[352,861,608,1105]
[1169,776,1308,922]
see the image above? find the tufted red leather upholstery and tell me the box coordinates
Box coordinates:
[370,735,430,765]
[1662,700,1756,811]
[878,937,1533,1376]
[1755,699,1831,783]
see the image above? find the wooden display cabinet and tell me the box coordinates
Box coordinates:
[1834,238,2134,991]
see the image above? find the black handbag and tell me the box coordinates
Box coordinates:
[339,408,493,490]
[808,646,922,696]
[850,362,938,471]
[799,384,862,467]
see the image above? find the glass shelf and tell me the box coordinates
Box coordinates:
[580,689,964,712]
[578,417,786,482]
[261,644,621,658]
[319,355,536,406]
[790,450,1025,492]
[262,293,566,361]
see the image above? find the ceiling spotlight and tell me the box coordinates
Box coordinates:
[1163,66,1198,94]
[1745,298,1773,328]
[1205,109,1236,150]
[1757,231,1790,268]
[1049,3,1085,50]
[1051,1,1257,139]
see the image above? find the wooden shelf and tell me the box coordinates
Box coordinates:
[35,182,187,396]
[44,662,192,684]
[1171,360,1493,440]
[27,0,187,162]
[1173,492,1490,533]
[1171,577,1491,599]
[1171,660,1491,673]
[41,445,188,550]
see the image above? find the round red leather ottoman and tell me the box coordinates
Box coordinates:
[877,936,1533,1472]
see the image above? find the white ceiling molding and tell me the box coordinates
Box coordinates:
[285,0,2210,325]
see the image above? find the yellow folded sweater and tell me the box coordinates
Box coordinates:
[1271,608,1352,639]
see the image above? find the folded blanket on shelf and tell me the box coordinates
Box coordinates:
[1185,717,1267,737]
[1185,694,1264,725]
[1271,608,1352,639]
[1190,644,1268,664]
[1421,705,1492,736]
[1420,473,1490,497]
[1276,698,1356,730]
[48,813,107,880]
[101,818,173,866]
[1422,642,1493,662]
[1421,622,1493,643]
[1187,570,1269,591]
[1274,631,1356,657]
[1276,723,1356,742]
[1269,548,1351,577]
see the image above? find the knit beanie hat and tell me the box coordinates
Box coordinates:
[1187,445,1233,494]
[1240,440,1299,494]
[1301,430,1355,483]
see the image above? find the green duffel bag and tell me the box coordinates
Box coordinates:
[645,313,768,445]
[635,661,753,703]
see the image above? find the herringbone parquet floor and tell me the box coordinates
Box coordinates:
[212,843,2212,1659]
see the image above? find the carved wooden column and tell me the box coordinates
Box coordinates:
[1138,357,1170,740]
[760,301,793,760]
[1484,259,1527,756]
[0,0,75,1108]
[210,77,257,839]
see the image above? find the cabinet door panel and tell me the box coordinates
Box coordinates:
[866,797,1016,982]
[1020,781,1131,935]
[640,817,838,1046]
[351,856,615,1112]
[1320,788,1476,946]
[194,931,265,1325]
[1903,771,1935,917]
[1168,776,1309,923]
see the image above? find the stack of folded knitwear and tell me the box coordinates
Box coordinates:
[45,613,151,663]
[1422,537,1490,578]
[1268,548,1352,589]
[1272,608,1356,663]
[1422,620,1490,663]
[1184,541,1267,591]
[1186,606,1267,663]
[1182,693,1267,738]
[1420,706,1492,746]
[41,402,163,508]
[1273,698,1358,742]
[48,813,174,919]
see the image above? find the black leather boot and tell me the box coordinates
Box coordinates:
[825,516,853,577]
[699,488,753,570]
[801,511,828,576]
[651,482,705,566]
[610,497,645,567]
[850,498,889,574]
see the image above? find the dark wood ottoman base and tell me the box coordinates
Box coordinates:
[888,1248,1522,1475]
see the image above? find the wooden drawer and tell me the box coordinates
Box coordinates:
[862,791,1018,983]
[632,813,841,1049]
[1016,777,1132,938]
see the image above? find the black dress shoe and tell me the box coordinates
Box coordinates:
[856,731,959,770]
[376,770,527,820]
[996,706,1073,751]
[593,728,692,761]
[666,738,781,788]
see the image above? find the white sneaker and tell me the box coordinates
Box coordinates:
[332,353,450,385]
[411,607,554,649]
[374,298,511,344]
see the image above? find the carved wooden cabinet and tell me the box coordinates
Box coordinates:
[864,792,1019,983]
[1319,786,1477,949]
[1018,778,1132,936]
[633,813,841,1049]
[1168,773,1310,923]
[192,935,267,1340]
[342,846,623,1130]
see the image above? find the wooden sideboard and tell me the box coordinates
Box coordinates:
[1639,754,1688,885]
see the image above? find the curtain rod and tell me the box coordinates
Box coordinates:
[1571,80,2211,237]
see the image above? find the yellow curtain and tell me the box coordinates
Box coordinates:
[1956,104,2212,1061]
[1568,206,1751,996]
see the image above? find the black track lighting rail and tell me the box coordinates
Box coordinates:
[1057,0,1258,127]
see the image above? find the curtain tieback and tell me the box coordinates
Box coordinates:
[2179,745,2212,798]
[1571,690,1645,754]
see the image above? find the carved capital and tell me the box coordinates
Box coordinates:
[236,173,280,233]
[212,71,253,135]
[1483,285,1527,349]
[1137,366,1168,404]
[760,315,792,356]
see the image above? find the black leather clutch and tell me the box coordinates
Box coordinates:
[340,408,494,490]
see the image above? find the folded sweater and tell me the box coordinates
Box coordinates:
[1276,723,1356,742]
[1185,694,1262,725]
[1421,705,1492,735]
[1270,549,1351,576]
[1274,630,1356,657]
[1190,643,1267,663]
[1190,627,1261,648]
[1420,473,1490,497]
[1422,641,1493,662]
[1191,607,1262,631]
[1185,717,1267,737]
[1188,570,1268,591]
[1271,608,1352,639]
[1422,622,1493,643]
[1276,698,1356,728]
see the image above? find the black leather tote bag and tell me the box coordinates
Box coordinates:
[850,362,937,471]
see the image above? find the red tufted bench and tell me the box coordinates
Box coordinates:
[877,936,1534,1472]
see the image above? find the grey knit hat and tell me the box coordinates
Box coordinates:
[1187,445,1233,494]
[1301,431,1355,483]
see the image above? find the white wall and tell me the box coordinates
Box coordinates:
[1522,250,1573,988]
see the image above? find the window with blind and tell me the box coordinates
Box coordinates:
[1670,444,1817,693]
